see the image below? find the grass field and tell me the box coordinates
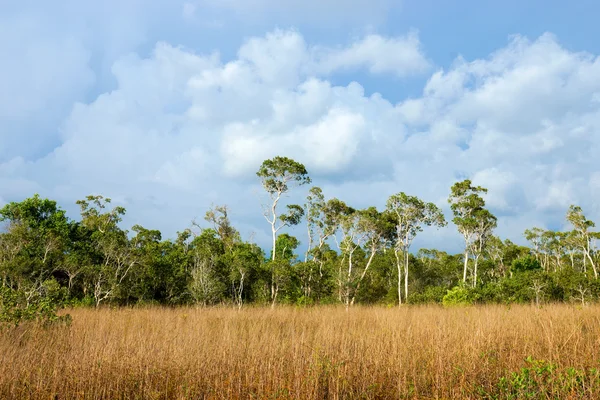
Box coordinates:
[2,304,600,399]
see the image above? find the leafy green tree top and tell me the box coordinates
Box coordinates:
[387,192,446,248]
[256,157,310,262]
[76,195,125,234]
[0,194,69,234]
[448,180,487,232]
[256,156,311,199]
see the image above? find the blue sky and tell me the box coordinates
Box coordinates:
[2,0,600,252]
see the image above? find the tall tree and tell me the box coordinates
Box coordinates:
[334,207,388,307]
[187,229,226,306]
[301,187,341,300]
[448,180,496,286]
[256,156,310,261]
[386,193,446,305]
[0,195,70,301]
[204,205,239,251]
[567,205,598,278]
[305,187,326,262]
[76,195,136,306]
[524,227,545,264]
[469,209,497,287]
[256,156,310,305]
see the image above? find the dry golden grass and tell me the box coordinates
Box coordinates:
[2,304,600,399]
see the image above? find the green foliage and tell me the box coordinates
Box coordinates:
[481,357,600,399]
[408,286,447,304]
[0,283,71,327]
[256,156,311,196]
[3,159,600,308]
[443,284,479,306]
[448,179,489,231]
[511,255,541,273]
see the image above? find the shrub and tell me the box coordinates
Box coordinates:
[408,286,447,304]
[0,281,71,327]
[442,284,479,306]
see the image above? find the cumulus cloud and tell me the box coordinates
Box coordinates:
[3,29,600,253]
[316,31,430,76]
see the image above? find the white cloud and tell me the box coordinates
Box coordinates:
[3,30,600,253]
[222,107,366,176]
[316,31,430,76]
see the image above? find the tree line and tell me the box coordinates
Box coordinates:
[2,156,600,315]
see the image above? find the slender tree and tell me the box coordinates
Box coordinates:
[567,205,598,278]
[386,192,446,305]
[448,180,495,287]
[256,156,310,304]
[256,156,311,262]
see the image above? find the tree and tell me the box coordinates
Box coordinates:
[469,209,497,287]
[530,279,546,307]
[524,227,545,263]
[305,186,326,262]
[269,233,300,305]
[204,205,239,250]
[257,157,310,261]
[127,224,163,302]
[256,156,310,305]
[449,180,496,287]
[226,242,263,308]
[301,187,340,300]
[351,208,392,306]
[566,205,598,279]
[187,229,226,306]
[386,193,446,305]
[76,195,136,306]
[76,195,125,234]
[0,195,70,302]
[486,236,506,279]
[333,207,388,307]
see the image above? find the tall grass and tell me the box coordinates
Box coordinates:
[2,304,600,399]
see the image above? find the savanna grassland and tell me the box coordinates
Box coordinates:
[2,304,600,399]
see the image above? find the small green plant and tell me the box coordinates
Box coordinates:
[482,357,600,399]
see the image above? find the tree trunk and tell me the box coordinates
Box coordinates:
[569,252,574,269]
[473,254,480,288]
[404,250,409,302]
[271,221,277,261]
[463,249,469,283]
[350,246,377,307]
[585,249,598,279]
[395,249,402,306]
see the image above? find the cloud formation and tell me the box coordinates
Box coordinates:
[3,28,600,253]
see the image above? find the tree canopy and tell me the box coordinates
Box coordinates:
[2,158,600,313]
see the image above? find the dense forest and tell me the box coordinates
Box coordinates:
[2,156,600,318]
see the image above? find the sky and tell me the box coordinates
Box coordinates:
[2,0,600,253]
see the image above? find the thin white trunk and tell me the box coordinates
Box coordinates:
[350,246,377,306]
[404,249,409,302]
[473,254,480,288]
[463,249,469,283]
[585,248,598,278]
[395,249,402,306]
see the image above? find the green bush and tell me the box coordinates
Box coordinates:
[511,255,541,274]
[408,286,447,304]
[480,357,600,399]
[442,284,479,306]
[0,281,71,327]
[475,282,504,303]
